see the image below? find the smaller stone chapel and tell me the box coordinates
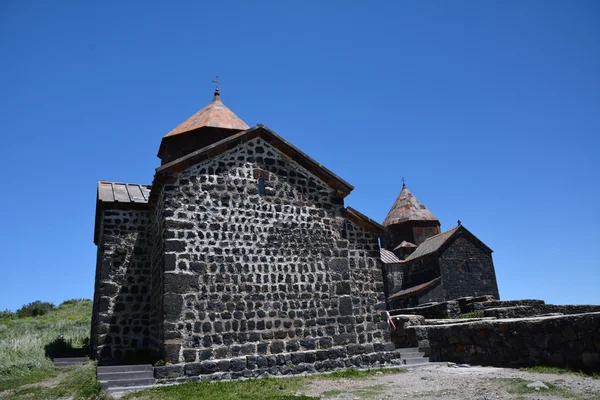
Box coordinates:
[92,87,499,366]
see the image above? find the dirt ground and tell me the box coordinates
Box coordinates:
[301,365,600,400]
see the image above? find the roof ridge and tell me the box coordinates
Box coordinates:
[422,225,460,242]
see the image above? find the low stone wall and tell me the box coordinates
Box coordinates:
[483,305,600,319]
[155,346,402,383]
[389,301,460,319]
[409,312,600,372]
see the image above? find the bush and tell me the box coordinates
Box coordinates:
[0,309,14,320]
[59,299,92,307]
[16,301,55,318]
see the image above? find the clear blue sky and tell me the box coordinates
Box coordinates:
[1,1,598,311]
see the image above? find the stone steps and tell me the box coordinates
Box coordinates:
[53,357,87,367]
[97,364,155,392]
[396,347,430,366]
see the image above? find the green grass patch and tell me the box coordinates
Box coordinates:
[322,389,343,397]
[0,299,92,391]
[122,377,316,400]
[458,311,484,319]
[521,365,600,379]
[352,384,387,398]
[313,367,407,380]
[2,363,109,400]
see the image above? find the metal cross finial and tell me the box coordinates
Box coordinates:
[212,76,221,91]
[402,177,406,187]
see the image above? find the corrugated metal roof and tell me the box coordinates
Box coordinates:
[97,181,151,204]
[380,248,402,264]
[164,91,249,138]
[402,226,460,262]
[388,277,442,300]
[383,185,439,227]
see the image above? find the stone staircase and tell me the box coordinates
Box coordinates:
[398,347,431,367]
[97,364,155,392]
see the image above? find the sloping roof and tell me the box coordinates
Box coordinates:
[383,185,439,226]
[94,181,151,245]
[401,224,493,263]
[97,181,151,204]
[388,277,442,300]
[380,248,402,264]
[164,91,249,138]
[393,240,417,251]
[345,207,385,234]
[152,124,355,199]
[403,226,460,262]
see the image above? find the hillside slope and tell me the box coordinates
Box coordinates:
[0,299,107,399]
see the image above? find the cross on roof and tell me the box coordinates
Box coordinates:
[212,76,221,91]
[402,177,406,187]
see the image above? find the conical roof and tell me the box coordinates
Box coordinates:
[383,185,438,227]
[164,90,249,138]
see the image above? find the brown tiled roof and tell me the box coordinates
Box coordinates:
[380,248,402,264]
[152,124,355,200]
[164,91,249,138]
[402,226,460,262]
[382,185,439,226]
[388,277,442,300]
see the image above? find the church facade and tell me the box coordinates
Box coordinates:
[91,89,499,366]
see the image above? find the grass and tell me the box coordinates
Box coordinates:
[521,365,600,379]
[121,377,316,400]
[2,363,110,400]
[313,367,408,380]
[321,389,343,398]
[0,299,92,391]
[458,311,484,319]
[123,368,409,400]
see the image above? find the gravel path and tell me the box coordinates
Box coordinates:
[302,365,600,400]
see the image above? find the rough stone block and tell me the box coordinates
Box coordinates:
[336,281,351,295]
[154,365,184,380]
[163,294,182,321]
[164,273,199,293]
[339,296,353,316]
[164,343,182,364]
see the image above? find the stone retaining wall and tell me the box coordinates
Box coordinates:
[155,346,402,383]
[409,312,600,372]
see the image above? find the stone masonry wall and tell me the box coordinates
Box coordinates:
[410,312,600,372]
[159,137,389,364]
[148,186,166,356]
[92,209,153,363]
[440,237,499,300]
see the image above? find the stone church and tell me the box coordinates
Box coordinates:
[92,88,499,368]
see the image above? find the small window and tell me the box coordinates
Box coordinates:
[465,261,470,273]
[258,177,265,196]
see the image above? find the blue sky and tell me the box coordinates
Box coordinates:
[1,1,598,311]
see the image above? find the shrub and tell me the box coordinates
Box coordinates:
[458,311,484,319]
[16,301,55,318]
[0,309,14,320]
[59,299,92,307]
